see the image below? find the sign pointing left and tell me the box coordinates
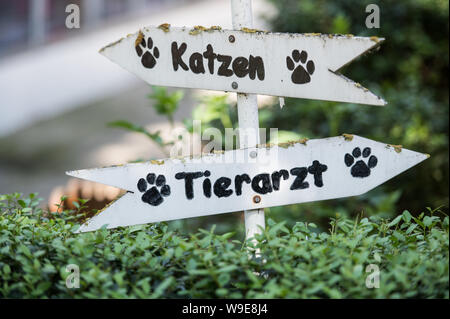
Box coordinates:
[67,135,427,232]
[100,25,386,105]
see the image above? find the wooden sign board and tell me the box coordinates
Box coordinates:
[100,26,386,106]
[67,135,427,232]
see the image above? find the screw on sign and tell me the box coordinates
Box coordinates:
[67,1,428,237]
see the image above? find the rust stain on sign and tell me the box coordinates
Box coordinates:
[258,138,308,149]
[279,138,308,148]
[135,30,145,48]
[304,32,322,36]
[207,26,222,31]
[158,23,171,32]
[240,27,265,33]
[387,144,403,153]
[150,159,165,165]
[354,82,369,92]
[99,37,125,53]
[342,133,354,141]
[190,25,223,35]
[189,25,208,35]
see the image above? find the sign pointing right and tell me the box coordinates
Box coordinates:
[67,135,428,232]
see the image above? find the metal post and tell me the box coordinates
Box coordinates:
[231,0,265,240]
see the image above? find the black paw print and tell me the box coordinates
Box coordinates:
[286,50,315,84]
[137,173,170,206]
[135,36,160,69]
[345,147,378,178]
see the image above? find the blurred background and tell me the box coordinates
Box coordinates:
[0,0,448,236]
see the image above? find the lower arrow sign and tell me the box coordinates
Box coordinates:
[67,135,428,232]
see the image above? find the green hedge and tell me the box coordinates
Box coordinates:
[0,193,448,298]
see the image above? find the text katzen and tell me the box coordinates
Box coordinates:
[171,42,265,80]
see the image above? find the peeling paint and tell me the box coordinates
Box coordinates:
[135,30,144,48]
[99,37,125,53]
[279,138,308,148]
[240,27,265,33]
[353,82,369,92]
[257,138,308,149]
[304,32,322,36]
[206,25,222,32]
[158,23,171,32]
[387,144,403,153]
[89,163,126,170]
[342,133,354,141]
[299,138,309,145]
[109,164,125,168]
[256,142,274,149]
[188,25,224,35]
[189,25,208,35]
[150,159,165,165]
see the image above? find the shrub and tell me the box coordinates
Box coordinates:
[0,193,448,298]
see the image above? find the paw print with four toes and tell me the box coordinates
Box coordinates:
[137,173,170,206]
[286,50,315,84]
[345,147,378,178]
[135,36,160,69]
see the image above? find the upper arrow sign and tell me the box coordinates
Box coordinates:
[67,135,427,232]
[100,25,386,106]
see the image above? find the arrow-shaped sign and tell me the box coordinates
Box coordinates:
[100,25,386,106]
[67,135,427,232]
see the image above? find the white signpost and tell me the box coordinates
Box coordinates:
[68,135,428,233]
[66,1,428,237]
[100,26,386,106]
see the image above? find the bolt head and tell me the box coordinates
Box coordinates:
[253,195,261,204]
[250,150,258,158]
[229,35,235,43]
[231,82,238,89]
